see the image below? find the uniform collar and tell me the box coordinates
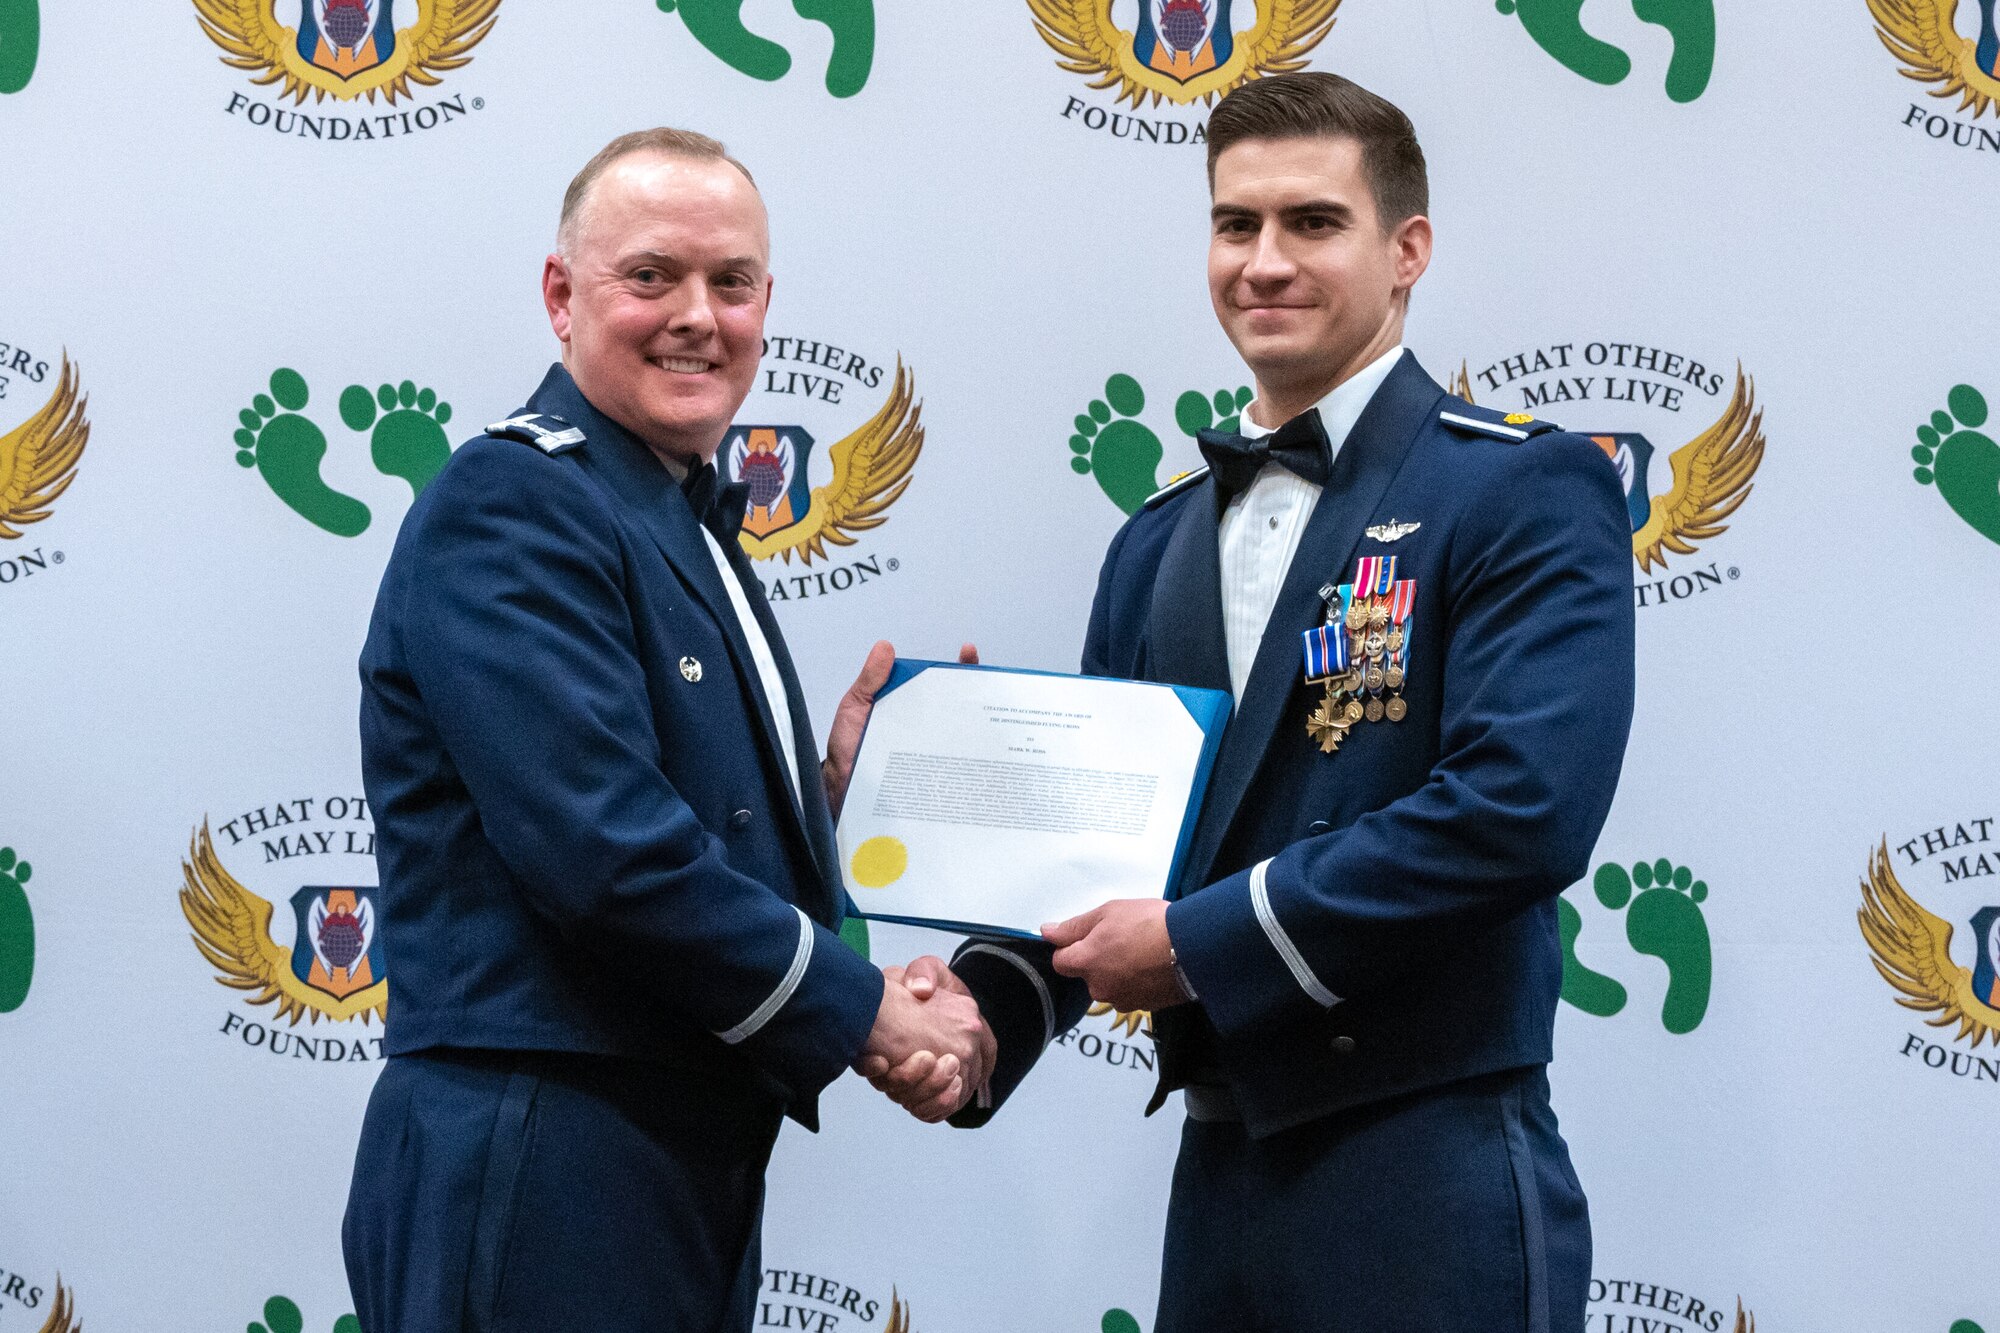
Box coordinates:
[1240,344,1407,459]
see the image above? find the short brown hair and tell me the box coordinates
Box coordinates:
[557,127,757,254]
[1205,72,1428,225]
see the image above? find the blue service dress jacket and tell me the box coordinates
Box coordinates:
[358,363,883,1127]
[951,351,1636,1138]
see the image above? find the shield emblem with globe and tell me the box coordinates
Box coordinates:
[1586,432,1658,533]
[724,425,817,540]
[287,885,382,1001]
[1973,905,2000,1009]
[1135,0,1238,82]
[297,0,400,80]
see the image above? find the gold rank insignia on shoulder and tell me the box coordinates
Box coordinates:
[1302,557,1418,755]
[1503,412,1535,425]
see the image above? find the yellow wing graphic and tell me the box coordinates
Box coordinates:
[883,1288,911,1333]
[739,360,924,566]
[179,822,388,1025]
[1448,360,1475,403]
[1028,0,1340,108]
[1088,1000,1154,1038]
[37,1278,79,1333]
[1858,837,2000,1048]
[195,0,501,105]
[1868,0,2000,119]
[0,354,89,541]
[1630,367,1764,574]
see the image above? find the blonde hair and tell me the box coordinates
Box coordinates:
[556,127,758,256]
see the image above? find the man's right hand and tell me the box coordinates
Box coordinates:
[854,960,994,1122]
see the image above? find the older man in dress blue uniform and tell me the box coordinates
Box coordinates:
[342,128,991,1333]
[883,74,1636,1331]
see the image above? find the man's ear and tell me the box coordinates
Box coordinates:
[543,254,574,344]
[1392,213,1433,297]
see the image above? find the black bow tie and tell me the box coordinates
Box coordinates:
[682,460,750,544]
[1196,409,1333,501]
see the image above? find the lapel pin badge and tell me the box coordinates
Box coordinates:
[679,656,703,683]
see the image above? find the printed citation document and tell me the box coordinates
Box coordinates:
[837,661,1231,939]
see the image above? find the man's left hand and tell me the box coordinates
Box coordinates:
[1044,899,1190,1013]
[823,639,978,819]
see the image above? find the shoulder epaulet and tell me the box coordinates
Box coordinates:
[486,413,585,456]
[1142,466,1210,510]
[1437,402,1561,443]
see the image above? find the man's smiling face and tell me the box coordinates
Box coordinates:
[1207,135,1427,412]
[544,152,772,465]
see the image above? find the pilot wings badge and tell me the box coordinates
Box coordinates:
[1365,519,1420,542]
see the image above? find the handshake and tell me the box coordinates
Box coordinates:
[852,956,993,1123]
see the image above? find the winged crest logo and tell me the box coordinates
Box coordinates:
[1869,0,2000,120]
[728,359,924,567]
[0,354,89,542]
[1029,0,1339,108]
[179,822,388,1025]
[34,1279,79,1333]
[195,0,501,104]
[1860,838,2000,1048]
[1452,363,1765,575]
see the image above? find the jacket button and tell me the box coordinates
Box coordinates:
[1330,1035,1356,1055]
[1308,820,1332,836]
[729,809,753,830]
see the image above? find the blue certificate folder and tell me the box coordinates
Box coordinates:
[840,660,1232,940]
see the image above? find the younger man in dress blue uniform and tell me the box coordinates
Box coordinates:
[884,73,1636,1331]
[343,129,991,1333]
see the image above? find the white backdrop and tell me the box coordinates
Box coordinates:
[2,2,1997,1331]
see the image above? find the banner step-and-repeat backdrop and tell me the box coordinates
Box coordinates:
[1,2,1995,1330]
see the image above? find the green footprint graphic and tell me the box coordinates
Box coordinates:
[1630,0,1715,102]
[1072,375,1165,517]
[1557,894,1628,1018]
[1070,378,1252,516]
[0,0,38,95]
[1497,0,1630,86]
[340,379,453,500]
[792,0,874,98]
[656,0,874,97]
[1593,858,1712,1034]
[247,1295,361,1333]
[1103,1311,1143,1333]
[0,846,34,1015]
[1173,384,1254,440]
[1950,1322,1987,1333]
[1912,384,2000,546]
[234,370,372,539]
[1497,0,1713,101]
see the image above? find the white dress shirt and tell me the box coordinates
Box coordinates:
[660,452,803,806]
[1218,345,1404,701]
[698,526,802,804]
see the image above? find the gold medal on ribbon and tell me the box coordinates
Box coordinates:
[1387,628,1405,654]
[1307,687,1351,753]
[1365,698,1385,723]
[1385,665,1405,690]
[1386,696,1408,722]
[1365,665,1385,692]
[1344,698,1365,724]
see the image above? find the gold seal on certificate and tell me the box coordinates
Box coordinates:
[836,662,1231,938]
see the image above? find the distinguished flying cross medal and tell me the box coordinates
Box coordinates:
[1302,556,1416,753]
